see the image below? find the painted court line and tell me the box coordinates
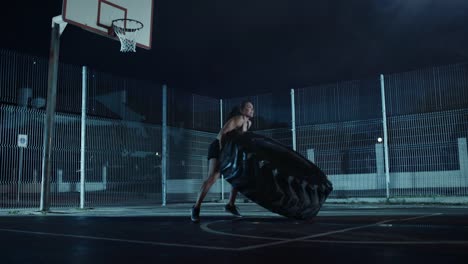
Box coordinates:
[202,216,397,243]
[0,228,237,251]
[236,219,394,251]
[306,240,468,245]
[201,217,282,241]
[237,213,443,250]
[203,213,466,246]
[201,219,388,243]
[398,213,442,221]
[0,213,449,251]
[202,213,444,251]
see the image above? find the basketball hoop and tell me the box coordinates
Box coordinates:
[112,18,144,52]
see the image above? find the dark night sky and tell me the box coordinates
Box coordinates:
[4,0,468,98]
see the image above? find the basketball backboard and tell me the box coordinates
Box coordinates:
[62,0,154,50]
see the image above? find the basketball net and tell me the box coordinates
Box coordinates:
[112,19,144,52]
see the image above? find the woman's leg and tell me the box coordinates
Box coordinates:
[227,187,238,206]
[225,187,241,216]
[194,158,220,208]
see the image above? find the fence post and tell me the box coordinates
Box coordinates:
[40,18,64,212]
[380,74,391,199]
[306,149,315,163]
[375,143,385,190]
[17,89,31,203]
[290,89,297,151]
[219,99,224,201]
[102,164,107,186]
[162,84,167,206]
[80,66,87,209]
[458,138,468,187]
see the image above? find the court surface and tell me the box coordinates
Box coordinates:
[1,203,467,263]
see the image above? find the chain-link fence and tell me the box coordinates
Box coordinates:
[1,48,468,209]
[0,49,221,209]
[384,64,468,197]
[294,65,468,198]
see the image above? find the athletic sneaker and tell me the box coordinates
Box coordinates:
[191,206,200,223]
[225,204,242,217]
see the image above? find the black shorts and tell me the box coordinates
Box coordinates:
[207,139,220,160]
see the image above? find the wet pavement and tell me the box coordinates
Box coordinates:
[1,203,467,263]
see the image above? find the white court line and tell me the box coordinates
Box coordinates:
[398,213,442,221]
[202,214,467,246]
[236,220,394,251]
[202,216,393,243]
[0,213,449,251]
[0,228,237,251]
[202,213,445,251]
[201,217,281,241]
[306,240,468,245]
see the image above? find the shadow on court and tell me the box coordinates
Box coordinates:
[1,204,467,263]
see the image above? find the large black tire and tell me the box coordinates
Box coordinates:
[219,132,333,220]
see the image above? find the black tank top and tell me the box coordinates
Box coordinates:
[223,115,246,141]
